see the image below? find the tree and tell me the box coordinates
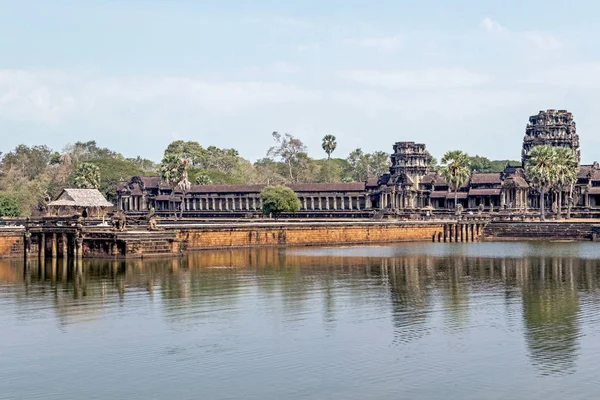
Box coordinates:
[441,150,471,209]
[525,145,555,221]
[0,193,20,217]
[73,162,100,189]
[260,185,301,217]
[195,172,213,185]
[0,144,53,180]
[346,149,390,181]
[321,135,337,159]
[160,155,191,219]
[267,132,307,183]
[552,147,578,219]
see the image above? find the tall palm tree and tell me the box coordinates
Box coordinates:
[440,150,471,209]
[321,135,337,159]
[553,147,578,219]
[525,145,555,221]
[160,155,190,219]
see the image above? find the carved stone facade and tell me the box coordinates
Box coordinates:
[522,109,580,166]
[116,109,600,215]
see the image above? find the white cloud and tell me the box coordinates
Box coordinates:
[524,31,563,50]
[342,35,404,54]
[480,17,508,35]
[339,68,489,88]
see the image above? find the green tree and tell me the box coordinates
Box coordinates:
[441,150,471,209]
[0,193,20,217]
[260,185,301,217]
[74,162,100,189]
[0,144,53,180]
[346,149,390,181]
[321,134,337,159]
[552,147,578,219]
[525,145,555,221]
[160,155,191,219]
[267,132,307,183]
[195,172,213,185]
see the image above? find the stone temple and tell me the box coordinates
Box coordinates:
[116,109,600,215]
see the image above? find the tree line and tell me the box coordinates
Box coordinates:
[0,132,521,217]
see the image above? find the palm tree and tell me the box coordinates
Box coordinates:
[160,155,190,219]
[525,145,555,221]
[441,150,471,209]
[74,162,100,189]
[321,135,337,159]
[553,147,578,219]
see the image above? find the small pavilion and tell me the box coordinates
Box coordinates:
[48,189,114,217]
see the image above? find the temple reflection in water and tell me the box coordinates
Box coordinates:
[2,244,598,376]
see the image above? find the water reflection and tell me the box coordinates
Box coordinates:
[2,244,600,383]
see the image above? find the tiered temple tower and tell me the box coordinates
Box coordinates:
[385,142,431,209]
[521,109,580,166]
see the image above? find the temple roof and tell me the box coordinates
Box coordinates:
[577,165,600,180]
[185,182,367,194]
[469,188,502,196]
[470,173,502,185]
[48,189,113,208]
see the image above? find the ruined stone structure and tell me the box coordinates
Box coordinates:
[522,109,580,165]
[115,109,600,215]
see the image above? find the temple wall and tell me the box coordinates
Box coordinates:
[0,231,24,259]
[482,221,598,241]
[178,222,444,251]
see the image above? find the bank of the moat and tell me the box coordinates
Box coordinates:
[3,217,600,259]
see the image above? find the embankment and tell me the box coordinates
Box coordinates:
[482,221,600,241]
[177,221,444,251]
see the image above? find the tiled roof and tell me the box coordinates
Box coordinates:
[366,177,379,188]
[470,173,501,185]
[588,187,600,195]
[186,182,366,194]
[577,165,600,180]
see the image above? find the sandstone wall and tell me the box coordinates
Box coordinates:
[483,221,597,241]
[178,223,444,250]
[0,231,24,258]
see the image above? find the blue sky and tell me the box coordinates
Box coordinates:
[2,0,600,163]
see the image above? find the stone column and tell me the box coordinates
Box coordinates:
[348,196,353,210]
[39,233,46,259]
[356,196,361,210]
[51,233,58,259]
[61,233,68,258]
[325,196,330,210]
[302,197,307,210]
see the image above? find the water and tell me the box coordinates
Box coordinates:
[2,242,600,399]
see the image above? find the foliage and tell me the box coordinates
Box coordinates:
[267,132,308,183]
[346,149,390,181]
[321,135,337,159]
[441,150,471,207]
[552,147,578,218]
[260,185,301,216]
[0,144,53,180]
[74,162,101,189]
[525,145,555,220]
[0,193,21,217]
[89,157,146,201]
[468,155,521,172]
[195,172,213,185]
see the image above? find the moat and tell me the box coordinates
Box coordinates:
[3,242,600,399]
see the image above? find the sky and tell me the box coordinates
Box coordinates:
[2,0,600,163]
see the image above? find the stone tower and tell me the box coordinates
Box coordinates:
[521,109,580,166]
[389,142,430,188]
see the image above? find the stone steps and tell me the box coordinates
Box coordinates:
[483,222,595,240]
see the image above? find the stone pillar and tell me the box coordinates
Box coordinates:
[326,197,330,210]
[51,233,58,259]
[302,197,307,210]
[318,197,322,210]
[356,196,361,210]
[39,233,46,259]
[61,233,68,257]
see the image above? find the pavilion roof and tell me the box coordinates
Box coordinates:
[48,189,113,208]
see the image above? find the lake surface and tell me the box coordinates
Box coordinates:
[2,242,600,399]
